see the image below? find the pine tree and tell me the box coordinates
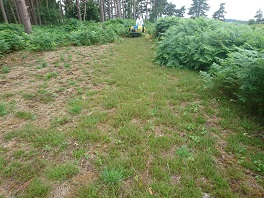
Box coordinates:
[188,0,209,18]
[254,9,263,24]
[212,3,226,21]
[175,6,185,17]
[164,2,176,16]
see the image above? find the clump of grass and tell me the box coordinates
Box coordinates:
[36,61,48,69]
[73,148,86,160]
[0,156,7,171]
[1,66,10,73]
[64,63,70,68]
[2,159,46,182]
[0,103,7,116]
[46,72,58,80]
[22,93,35,100]
[4,124,65,148]
[51,116,69,127]
[177,145,192,158]
[60,53,65,62]
[42,61,48,68]
[100,168,125,185]
[46,163,79,181]
[69,105,82,114]
[15,111,36,120]
[69,81,76,86]
[36,89,55,103]
[21,179,50,198]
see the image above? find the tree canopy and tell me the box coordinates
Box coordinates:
[212,3,226,21]
[188,0,210,18]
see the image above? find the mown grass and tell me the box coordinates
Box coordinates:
[0,36,263,197]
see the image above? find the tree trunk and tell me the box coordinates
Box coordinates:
[9,0,18,23]
[107,0,112,19]
[83,0,86,21]
[29,0,38,25]
[15,0,32,34]
[133,0,135,19]
[76,0,81,20]
[59,0,64,22]
[35,0,41,25]
[0,0,8,23]
[100,0,105,21]
[146,0,148,20]
[116,0,121,18]
[14,0,22,23]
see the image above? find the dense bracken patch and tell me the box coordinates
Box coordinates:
[0,19,135,55]
[154,17,264,116]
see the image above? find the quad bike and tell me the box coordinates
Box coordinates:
[129,25,146,37]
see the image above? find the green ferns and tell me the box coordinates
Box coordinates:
[155,17,264,116]
[0,19,131,55]
[204,48,264,115]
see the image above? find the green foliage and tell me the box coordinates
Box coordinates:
[0,103,7,116]
[15,111,36,120]
[21,179,50,198]
[154,17,181,38]
[1,66,10,73]
[100,168,125,185]
[188,0,210,18]
[155,17,264,115]
[177,145,193,158]
[0,24,26,55]
[0,19,134,55]
[46,163,79,181]
[155,17,259,70]
[4,125,65,148]
[203,48,264,115]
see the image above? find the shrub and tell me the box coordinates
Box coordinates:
[202,47,264,115]
[155,17,258,70]
[154,17,181,38]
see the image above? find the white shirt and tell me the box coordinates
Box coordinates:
[136,18,144,26]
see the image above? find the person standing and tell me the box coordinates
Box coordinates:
[136,15,144,26]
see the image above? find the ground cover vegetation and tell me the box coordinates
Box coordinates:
[0,18,263,197]
[154,17,264,116]
[0,18,135,55]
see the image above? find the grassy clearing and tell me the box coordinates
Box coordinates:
[0,37,263,197]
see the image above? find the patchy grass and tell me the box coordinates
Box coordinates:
[15,111,36,120]
[0,38,263,198]
[0,103,7,116]
[46,163,79,182]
